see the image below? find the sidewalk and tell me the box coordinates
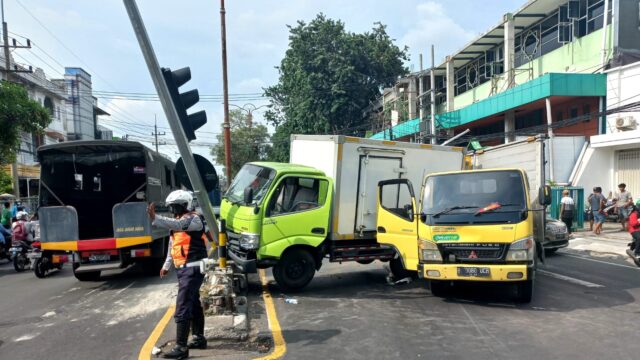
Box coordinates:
[566,222,631,259]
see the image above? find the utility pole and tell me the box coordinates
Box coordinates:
[430,45,437,144]
[2,0,30,199]
[220,0,232,182]
[151,114,166,152]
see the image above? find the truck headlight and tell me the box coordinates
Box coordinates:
[419,239,442,263]
[506,237,534,262]
[239,233,260,250]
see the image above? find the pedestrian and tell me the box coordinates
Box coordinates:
[614,183,634,231]
[588,187,606,235]
[147,190,208,359]
[1,202,11,229]
[560,189,575,237]
[628,199,640,256]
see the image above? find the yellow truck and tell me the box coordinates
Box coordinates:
[377,136,551,302]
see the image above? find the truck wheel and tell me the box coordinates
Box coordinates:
[356,259,374,265]
[273,248,316,292]
[73,264,101,281]
[389,257,416,280]
[515,279,534,303]
[429,280,451,297]
[544,248,558,256]
[140,258,164,276]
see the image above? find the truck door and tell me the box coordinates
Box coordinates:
[376,179,419,271]
[261,176,332,253]
[356,155,403,234]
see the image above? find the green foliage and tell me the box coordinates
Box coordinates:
[264,14,409,161]
[0,169,13,194]
[0,81,51,166]
[211,109,272,178]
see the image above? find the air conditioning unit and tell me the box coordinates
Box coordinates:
[615,116,637,130]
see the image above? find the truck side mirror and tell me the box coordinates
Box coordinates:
[243,187,254,205]
[538,185,551,206]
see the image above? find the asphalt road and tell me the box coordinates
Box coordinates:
[267,249,640,360]
[0,261,175,360]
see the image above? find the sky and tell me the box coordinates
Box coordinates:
[5,0,523,169]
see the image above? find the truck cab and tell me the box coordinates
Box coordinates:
[377,168,550,303]
[220,162,333,290]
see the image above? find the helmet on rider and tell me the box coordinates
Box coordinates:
[15,211,28,221]
[165,190,193,216]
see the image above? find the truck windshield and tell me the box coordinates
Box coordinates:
[422,170,527,225]
[225,164,275,205]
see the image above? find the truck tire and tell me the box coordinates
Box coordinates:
[73,264,101,282]
[515,279,534,303]
[141,258,164,276]
[389,257,416,280]
[273,248,316,292]
[544,248,558,256]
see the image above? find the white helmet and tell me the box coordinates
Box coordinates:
[16,211,28,221]
[165,190,193,211]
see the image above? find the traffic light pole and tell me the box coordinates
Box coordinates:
[220,0,232,183]
[123,0,220,244]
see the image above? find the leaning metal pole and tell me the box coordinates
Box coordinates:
[220,0,232,183]
[123,0,220,244]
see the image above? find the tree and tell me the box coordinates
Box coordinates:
[264,14,409,161]
[0,81,51,194]
[0,170,12,194]
[211,109,271,178]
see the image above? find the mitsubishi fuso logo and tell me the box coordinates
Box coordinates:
[468,251,478,259]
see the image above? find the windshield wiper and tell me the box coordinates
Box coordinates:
[433,206,478,218]
[474,203,521,216]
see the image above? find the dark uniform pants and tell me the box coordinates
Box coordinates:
[175,266,205,323]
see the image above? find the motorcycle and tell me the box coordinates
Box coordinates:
[0,234,11,262]
[31,243,63,278]
[10,239,33,272]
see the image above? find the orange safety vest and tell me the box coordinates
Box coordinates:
[170,213,208,267]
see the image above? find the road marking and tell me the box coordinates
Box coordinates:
[538,270,604,288]
[254,269,287,360]
[138,304,175,360]
[559,252,640,270]
[116,281,136,295]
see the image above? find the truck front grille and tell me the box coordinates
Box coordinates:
[438,243,507,263]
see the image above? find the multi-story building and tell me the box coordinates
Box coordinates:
[61,67,110,141]
[371,0,640,197]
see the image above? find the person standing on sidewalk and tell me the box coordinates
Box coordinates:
[614,183,634,231]
[628,200,640,256]
[148,190,208,359]
[588,187,606,235]
[560,189,576,237]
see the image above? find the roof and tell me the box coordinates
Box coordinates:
[436,0,562,70]
[249,162,326,176]
[38,140,145,154]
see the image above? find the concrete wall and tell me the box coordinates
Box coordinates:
[573,146,616,199]
[605,61,640,133]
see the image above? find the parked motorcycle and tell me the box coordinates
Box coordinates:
[31,244,63,278]
[10,239,33,272]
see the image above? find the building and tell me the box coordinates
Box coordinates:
[371,0,640,197]
[61,67,110,141]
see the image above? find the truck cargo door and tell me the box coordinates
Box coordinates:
[356,156,403,234]
[376,179,419,271]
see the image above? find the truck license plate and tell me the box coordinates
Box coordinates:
[457,267,491,277]
[89,254,111,262]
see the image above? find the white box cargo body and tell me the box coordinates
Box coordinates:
[290,135,465,240]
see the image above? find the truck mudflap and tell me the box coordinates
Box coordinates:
[418,263,531,282]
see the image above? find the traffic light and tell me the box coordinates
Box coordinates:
[161,67,207,141]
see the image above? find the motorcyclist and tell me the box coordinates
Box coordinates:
[0,224,11,257]
[11,211,29,243]
[629,199,640,256]
[147,190,208,359]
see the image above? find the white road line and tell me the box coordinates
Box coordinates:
[559,252,640,270]
[538,270,604,288]
[115,281,136,295]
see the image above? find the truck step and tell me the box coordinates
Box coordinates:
[329,244,396,263]
[75,262,122,273]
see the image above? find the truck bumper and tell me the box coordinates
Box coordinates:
[228,249,257,273]
[418,263,532,281]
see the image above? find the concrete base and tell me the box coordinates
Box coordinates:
[201,266,236,315]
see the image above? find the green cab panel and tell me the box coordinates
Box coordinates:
[220,199,262,234]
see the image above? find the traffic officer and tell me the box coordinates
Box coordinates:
[148,190,208,359]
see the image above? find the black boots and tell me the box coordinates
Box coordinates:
[162,321,190,359]
[187,313,207,349]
